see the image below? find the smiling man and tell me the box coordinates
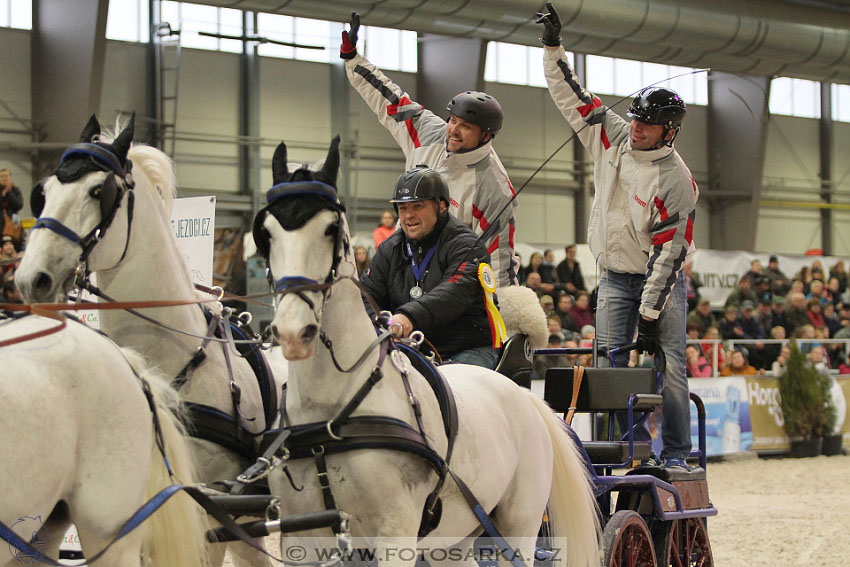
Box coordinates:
[340,12,519,288]
[360,166,499,369]
[538,3,700,472]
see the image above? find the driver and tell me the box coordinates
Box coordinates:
[360,166,500,369]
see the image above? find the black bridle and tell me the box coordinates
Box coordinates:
[32,142,136,269]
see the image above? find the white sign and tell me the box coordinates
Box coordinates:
[170,196,216,285]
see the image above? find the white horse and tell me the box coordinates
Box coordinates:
[252,139,601,566]
[0,314,207,567]
[15,115,284,567]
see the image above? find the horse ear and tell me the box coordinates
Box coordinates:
[272,141,289,185]
[111,113,135,161]
[79,115,101,142]
[320,135,341,189]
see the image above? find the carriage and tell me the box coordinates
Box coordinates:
[9,118,716,567]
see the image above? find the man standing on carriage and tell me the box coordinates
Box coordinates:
[360,166,501,369]
[340,13,520,288]
[537,4,699,471]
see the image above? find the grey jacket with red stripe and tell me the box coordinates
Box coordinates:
[543,46,699,319]
[345,53,519,287]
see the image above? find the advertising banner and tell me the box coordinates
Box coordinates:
[170,196,216,285]
[689,378,752,456]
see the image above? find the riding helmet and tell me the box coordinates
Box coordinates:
[390,165,450,209]
[446,91,504,135]
[626,87,686,129]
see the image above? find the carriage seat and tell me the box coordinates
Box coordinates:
[494,334,533,389]
[543,366,660,466]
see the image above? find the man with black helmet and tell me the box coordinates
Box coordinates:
[537,4,700,472]
[340,12,520,288]
[360,166,499,369]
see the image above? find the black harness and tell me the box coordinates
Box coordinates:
[31,143,136,268]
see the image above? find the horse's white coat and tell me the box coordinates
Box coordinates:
[15,132,286,567]
[0,317,207,567]
[262,203,602,567]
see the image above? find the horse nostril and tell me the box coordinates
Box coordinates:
[301,325,318,343]
[270,324,279,340]
[33,272,54,297]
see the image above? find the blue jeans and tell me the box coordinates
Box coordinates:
[595,270,692,460]
[450,345,500,370]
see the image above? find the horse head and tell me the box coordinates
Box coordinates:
[252,136,349,360]
[17,114,137,303]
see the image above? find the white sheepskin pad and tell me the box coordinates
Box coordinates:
[496,285,548,349]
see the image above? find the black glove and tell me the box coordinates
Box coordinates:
[636,317,659,356]
[535,2,562,47]
[340,12,360,60]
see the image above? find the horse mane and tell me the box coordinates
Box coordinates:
[100,121,177,214]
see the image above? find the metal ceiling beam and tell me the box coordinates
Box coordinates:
[187,0,850,84]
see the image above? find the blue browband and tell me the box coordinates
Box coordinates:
[60,143,127,177]
[265,180,342,207]
[274,276,319,293]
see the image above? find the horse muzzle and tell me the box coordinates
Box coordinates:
[273,322,319,361]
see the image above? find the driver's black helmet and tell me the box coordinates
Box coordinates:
[626,87,686,129]
[390,165,450,210]
[446,91,503,135]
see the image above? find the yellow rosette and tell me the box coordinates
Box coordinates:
[478,263,507,348]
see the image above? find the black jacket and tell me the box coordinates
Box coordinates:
[361,214,492,358]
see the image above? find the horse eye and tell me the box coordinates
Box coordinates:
[89,185,103,199]
[324,223,338,237]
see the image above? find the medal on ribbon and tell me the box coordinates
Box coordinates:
[478,263,507,348]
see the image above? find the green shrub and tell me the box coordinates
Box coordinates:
[779,345,836,440]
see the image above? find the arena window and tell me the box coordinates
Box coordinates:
[833,83,850,123]
[0,0,31,30]
[769,77,820,119]
[107,0,149,43]
[485,42,570,88]
[585,54,708,106]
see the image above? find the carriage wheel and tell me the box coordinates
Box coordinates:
[653,518,714,567]
[602,510,657,567]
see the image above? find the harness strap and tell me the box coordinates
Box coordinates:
[184,403,258,459]
[32,217,82,243]
[326,340,389,433]
[312,446,342,533]
[449,470,528,567]
[172,313,218,390]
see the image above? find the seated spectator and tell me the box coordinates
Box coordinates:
[524,271,545,299]
[353,245,371,277]
[797,266,813,294]
[745,258,763,285]
[720,349,758,376]
[829,260,848,295]
[756,297,774,331]
[525,251,559,295]
[839,352,850,375]
[825,276,841,305]
[547,313,577,343]
[809,345,830,373]
[580,324,595,346]
[738,299,767,368]
[724,275,757,310]
[570,291,594,330]
[807,298,826,328]
[771,345,792,376]
[685,344,712,377]
[753,276,773,304]
[701,325,725,370]
[718,305,744,340]
[686,321,703,343]
[540,294,555,314]
[532,333,570,380]
[555,244,586,295]
[807,279,827,304]
[785,291,810,332]
[771,294,792,336]
[687,297,716,336]
[765,255,790,296]
[372,209,397,249]
[823,302,842,337]
[553,292,578,333]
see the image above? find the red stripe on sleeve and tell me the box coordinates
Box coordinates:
[652,228,677,246]
[600,127,611,150]
[386,96,421,148]
[685,217,694,244]
[487,236,499,255]
[448,262,467,283]
[653,196,670,221]
[577,96,603,118]
[472,205,490,231]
